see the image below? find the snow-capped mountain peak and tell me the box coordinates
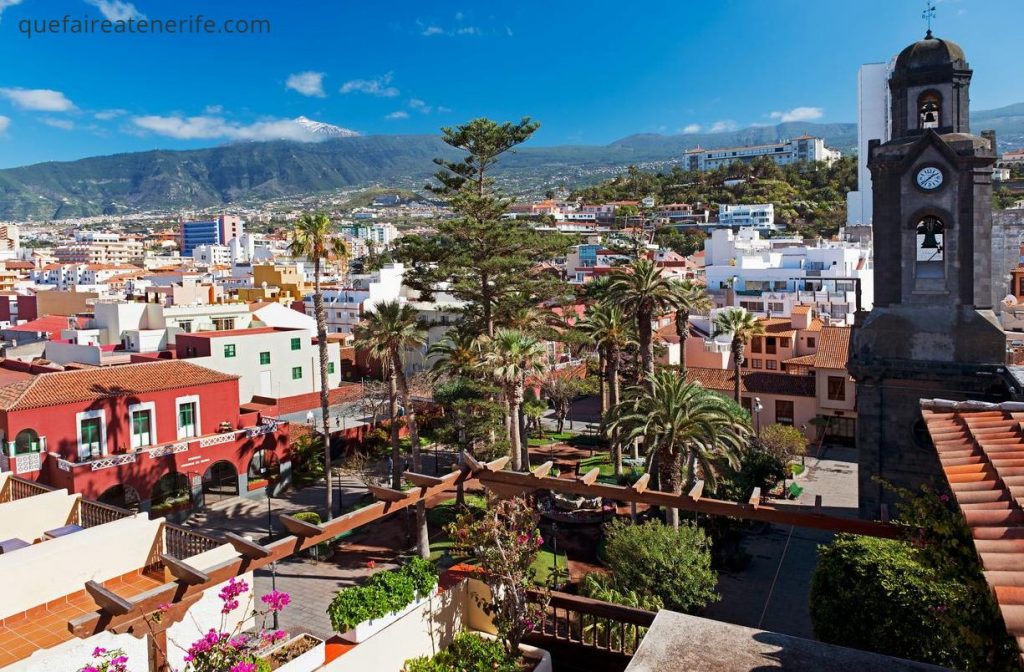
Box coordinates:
[293,116,360,138]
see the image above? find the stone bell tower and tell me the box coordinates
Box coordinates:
[849,31,1016,517]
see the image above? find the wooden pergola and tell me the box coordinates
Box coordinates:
[68,455,898,670]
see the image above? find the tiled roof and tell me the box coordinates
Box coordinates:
[783,353,817,367]
[759,318,798,334]
[178,326,298,339]
[0,360,238,411]
[813,326,852,370]
[686,367,815,397]
[921,400,1024,662]
[791,305,812,315]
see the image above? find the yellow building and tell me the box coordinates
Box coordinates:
[237,264,309,303]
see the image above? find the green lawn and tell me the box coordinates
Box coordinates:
[427,540,567,588]
[578,453,616,477]
[426,494,488,528]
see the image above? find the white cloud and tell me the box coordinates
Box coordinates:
[203,104,223,114]
[421,25,444,36]
[42,117,74,130]
[0,115,9,133]
[386,111,409,120]
[681,124,701,134]
[709,120,737,133]
[131,114,327,142]
[340,72,399,97]
[0,87,76,112]
[94,108,127,120]
[85,0,145,21]
[285,71,326,98]
[456,26,479,35]
[770,106,823,123]
[0,0,23,22]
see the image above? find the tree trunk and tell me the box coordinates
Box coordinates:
[678,310,690,376]
[395,352,429,559]
[608,346,622,477]
[313,257,334,520]
[638,307,654,391]
[389,369,401,489]
[509,393,523,472]
[481,271,494,338]
[519,376,529,472]
[598,349,607,438]
[659,450,682,529]
[732,338,744,403]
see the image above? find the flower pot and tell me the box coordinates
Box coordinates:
[338,594,430,643]
[261,633,325,672]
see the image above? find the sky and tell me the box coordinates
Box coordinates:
[0,0,1020,168]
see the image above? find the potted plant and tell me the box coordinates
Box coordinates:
[260,632,325,672]
[404,631,551,672]
[327,556,438,643]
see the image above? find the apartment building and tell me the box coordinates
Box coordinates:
[306,262,404,334]
[32,263,142,290]
[54,232,144,265]
[717,204,777,230]
[179,215,243,255]
[684,135,841,172]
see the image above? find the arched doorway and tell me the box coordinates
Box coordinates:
[202,460,239,504]
[151,471,191,515]
[98,484,140,512]
[247,450,281,492]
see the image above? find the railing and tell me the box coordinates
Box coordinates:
[0,475,56,503]
[76,498,133,528]
[527,590,656,658]
[163,523,223,559]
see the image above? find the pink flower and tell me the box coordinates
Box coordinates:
[92,648,106,658]
[367,560,376,569]
[260,590,291,613]
[230,664,257,672]
[536,535,544,546]
[157,602,170,612]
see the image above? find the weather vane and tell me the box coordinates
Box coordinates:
[922,1,936,37]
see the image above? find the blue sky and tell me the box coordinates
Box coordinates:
[0,0,1020,168]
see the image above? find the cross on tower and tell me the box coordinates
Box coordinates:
[922,1,936,37]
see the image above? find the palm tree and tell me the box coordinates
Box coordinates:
[674,282,712,375]
[427,328,483,382]
[581,303,636,474]
[288,212,350,520]
[712,308,766,403]
[610,371,749,527]
[481,328,548,471]
[606,259,685,391]
[353,300,429,558]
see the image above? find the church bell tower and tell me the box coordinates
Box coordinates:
[849,32,1013,517]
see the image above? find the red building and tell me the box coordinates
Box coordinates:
[0,359,290,512]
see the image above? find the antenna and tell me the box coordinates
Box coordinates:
[922,1,936,38]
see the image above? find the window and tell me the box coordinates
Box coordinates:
[328,362,335,374]
[14,429,40,455]
[918,90,941,129]
[212,317,235,331]
[769,302,785,312]
[766,360,778,370]
[178,402,197,438]
[751,338,762,353]
[292,366,303,380]
[179,320,193,333]
[765,337,777,355]
[916,216,945,278]
[775,400,795,426]
[259,351,271,365]
[780,337,791,348]
[290,337,301,351]
[131,410,153,448]
[807,337,816,349]
[80,418,103,457]
[752,359,763,369]
[827,376,846,402]
[224,344,236,358]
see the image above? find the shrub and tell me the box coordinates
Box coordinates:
[327,558,438,632]
[291,433,325,484]
[758,423,808,461]
[403,632,519,672]
[601,519,717,613]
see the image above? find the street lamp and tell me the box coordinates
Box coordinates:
[753,397,763,434]
[259,458,279,630]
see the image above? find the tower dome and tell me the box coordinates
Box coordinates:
[895,31,966,70]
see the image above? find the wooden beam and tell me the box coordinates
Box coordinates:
[224,532,271,559]
[368,485,413,503]
[748,487,761,509]
[532,461,553,479]
[631,473,650,495]
[279,513,324,538]
[85,581,133,616]
[579,467,600,486]
[473,467,898,539]
[485,456,510,472]
[688,480,704,500]
[462,451,483,472]
[160,554,210,585]
[405,472,445,488]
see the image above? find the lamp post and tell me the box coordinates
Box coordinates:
[753,397,763,435]
[551,522,559,588]
[260,460,278,630]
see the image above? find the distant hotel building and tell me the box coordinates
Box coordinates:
[846,61,893,226]
[684,136,840,172]
[717,204,777,231]
[179,215,243,255]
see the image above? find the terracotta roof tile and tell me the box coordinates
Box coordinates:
[0,360,238,411]
[813,326,852,370]
[922,400,1024,664]
[685,367,815,397]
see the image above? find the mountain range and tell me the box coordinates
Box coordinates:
[0,103,1021,220]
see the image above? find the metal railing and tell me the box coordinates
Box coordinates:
[0,475,56,503]
[76,498,133,528]
[527,590,656,657]
[163,523,223,560]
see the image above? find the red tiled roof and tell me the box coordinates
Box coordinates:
[921,400,1024,661]
[4,315,83,336]
[685,367,815,397]
[813,326,851,370]
[177,326,299,339]
[758,318,798,335]
[783,353,817,367]
[0,360,238,411]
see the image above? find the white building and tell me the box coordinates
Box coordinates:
[846,62,893,226]
[684,136,840,172]
[306,263,404,334]
[339,222,399,247]
[703,228,874,324]
[192,244,232,267]
[717,204,777,231]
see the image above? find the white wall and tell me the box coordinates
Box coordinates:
[0,490,80,543]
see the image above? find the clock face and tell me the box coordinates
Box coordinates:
[916,166,943,190]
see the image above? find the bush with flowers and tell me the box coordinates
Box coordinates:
[448,495,549,659]
[76,577,293,672]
